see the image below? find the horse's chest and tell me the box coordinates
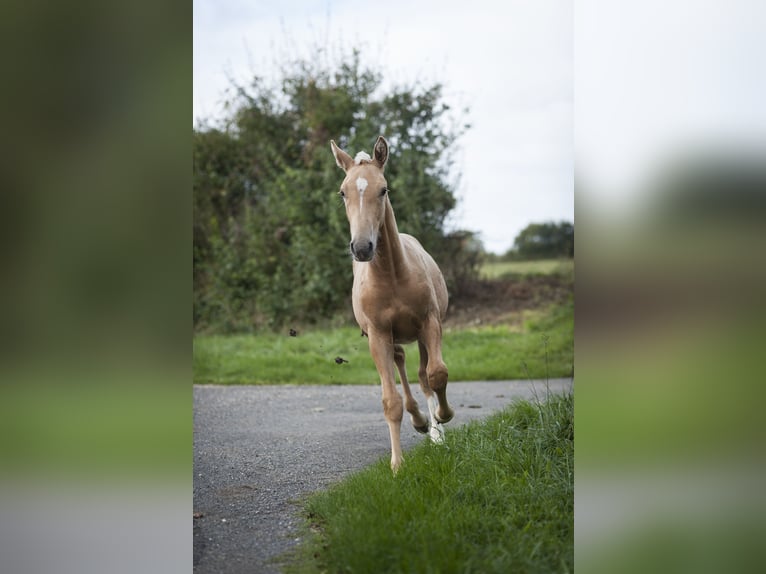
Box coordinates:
[354,282,428,342]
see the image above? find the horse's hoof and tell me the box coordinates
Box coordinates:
[414,422,430,434]
[435,407,454,424]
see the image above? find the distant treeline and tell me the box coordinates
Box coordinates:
[485,221,574,262]
[510,220,573,260]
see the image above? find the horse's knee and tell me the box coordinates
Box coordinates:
[382,394,403,422]
[427,363,448,392]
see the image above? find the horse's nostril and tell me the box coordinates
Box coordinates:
[350,240,374,261]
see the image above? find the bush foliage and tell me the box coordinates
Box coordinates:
[194,51,475,332]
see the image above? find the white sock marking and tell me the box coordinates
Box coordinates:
[427,396,445,444]
[429,422,445,444]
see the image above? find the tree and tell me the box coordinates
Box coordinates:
[194,50,469,332]
[507,221,574,260]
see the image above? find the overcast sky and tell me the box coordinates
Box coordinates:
[576,0,766,217]
[194,0,573,254]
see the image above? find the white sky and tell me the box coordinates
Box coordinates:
[575,0,766,216]
[193,0,573,254]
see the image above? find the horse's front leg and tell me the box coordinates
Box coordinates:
[368,329,404,473]
[394,344,429,434]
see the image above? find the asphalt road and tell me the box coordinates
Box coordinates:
[193,379,572,573]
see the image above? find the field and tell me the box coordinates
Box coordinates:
[288,392,574,573]
[194,258,574,385]
[480,258,574,280]
[193,297,573,384]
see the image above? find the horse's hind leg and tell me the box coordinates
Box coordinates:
[394,345,429,434]
[420,316,454,425]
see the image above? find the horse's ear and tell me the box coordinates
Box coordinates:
[330,140,353,172]
[373,136,389,169]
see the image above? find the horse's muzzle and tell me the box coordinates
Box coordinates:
[350,240,375,262]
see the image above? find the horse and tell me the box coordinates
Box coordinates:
[330,135,454,472]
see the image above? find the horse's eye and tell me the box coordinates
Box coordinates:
[339,190,346,198]
[380,187,388,197]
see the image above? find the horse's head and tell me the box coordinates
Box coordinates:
[330,136,390,262]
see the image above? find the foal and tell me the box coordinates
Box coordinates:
[330,136,454,472]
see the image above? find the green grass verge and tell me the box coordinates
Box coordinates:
[0,372,189,477]
[288,392,574,574]
[480,259,574,280]
[193,299,573,384]
[577,319,763,465]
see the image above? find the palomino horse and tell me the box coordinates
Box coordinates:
[330,135,454,472]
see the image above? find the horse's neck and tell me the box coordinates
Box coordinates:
[371,201,407,280]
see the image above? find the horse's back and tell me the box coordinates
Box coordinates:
[400,233,448,319]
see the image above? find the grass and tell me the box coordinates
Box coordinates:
[0,371,188,476]
[577,318,763,465]
[480,258,574,280]
[194,326,379,385]
[445,298,573,381]
[193,298,573,384]
[287,391,574,574]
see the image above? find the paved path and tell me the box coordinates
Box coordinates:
[193,379,572,573]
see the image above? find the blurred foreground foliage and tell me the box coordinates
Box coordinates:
[576,154,766,574]
[194,51,476,332]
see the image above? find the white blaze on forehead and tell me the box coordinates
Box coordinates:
[354,151,371,164]
[356,177,368,211]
